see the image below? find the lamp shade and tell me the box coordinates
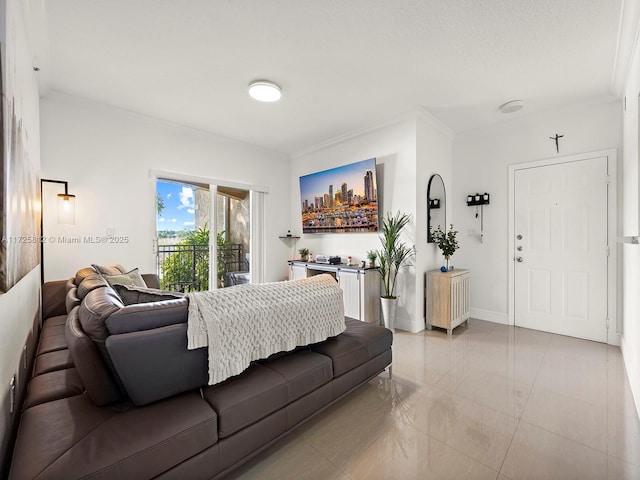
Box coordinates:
[57,193,76,224]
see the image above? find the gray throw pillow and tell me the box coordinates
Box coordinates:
[103,268,147,289]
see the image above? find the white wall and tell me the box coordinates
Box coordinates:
[452,99,622,324]
[0,0,41,474]
[39,93,291,282]
[290,111,453,332]
[621,34,640,417]
[416,114,455,326]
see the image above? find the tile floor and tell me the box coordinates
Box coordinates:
[227,320,640,480]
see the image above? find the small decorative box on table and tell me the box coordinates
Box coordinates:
[426,269,470,334]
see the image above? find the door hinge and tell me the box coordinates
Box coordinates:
[606,317,610,329]
[606,175,611,185]
[606,245,610,257]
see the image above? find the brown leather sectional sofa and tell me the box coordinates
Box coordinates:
[9,266,392,479]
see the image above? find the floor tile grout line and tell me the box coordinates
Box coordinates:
[299,435,352,479]
[391,415,503,478]
[517,418,610,457]
[494,325,553,477]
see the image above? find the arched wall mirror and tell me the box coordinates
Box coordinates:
[427,174,446,243]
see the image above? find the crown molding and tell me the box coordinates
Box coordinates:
[415,107,455,140]
[291,107,454,159]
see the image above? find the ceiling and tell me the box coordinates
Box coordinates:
[29,0,628,154]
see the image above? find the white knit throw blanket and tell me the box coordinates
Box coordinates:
[186,274,345,385]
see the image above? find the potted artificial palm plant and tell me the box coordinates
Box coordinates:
[374,211,415,331]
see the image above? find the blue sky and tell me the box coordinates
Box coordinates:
[299,158,376,205]
[156,180,196,231]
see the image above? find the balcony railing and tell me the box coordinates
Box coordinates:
[157,243,246,292]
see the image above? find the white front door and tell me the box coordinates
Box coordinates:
[514,156,608,342]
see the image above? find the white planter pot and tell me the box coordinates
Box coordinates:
[380,297,398,332]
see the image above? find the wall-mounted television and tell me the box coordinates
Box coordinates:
[299,158,379,234]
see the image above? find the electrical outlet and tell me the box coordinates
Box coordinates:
[9,373,16,414]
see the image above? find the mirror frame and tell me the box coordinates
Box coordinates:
[427,174,446,243]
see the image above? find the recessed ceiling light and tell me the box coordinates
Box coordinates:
[499,100,524,113]
[248,80,282,102]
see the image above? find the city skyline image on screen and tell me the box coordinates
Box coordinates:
[299,158,378,234]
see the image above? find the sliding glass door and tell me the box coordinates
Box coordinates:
[155,177,264,291]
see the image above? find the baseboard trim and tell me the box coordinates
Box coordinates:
[395,318,423,333]
[620,336,640,421]
[470,308,510,325]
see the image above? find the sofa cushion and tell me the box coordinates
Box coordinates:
[310,335,369,377]
[36,331,68,355]
[105,298,188,334]
[112,283,184,306]
[75,266,99,286]
[23,368,84,409]
[103,268,147,288]
[310,318,393,377]
[42,314,67,329]
[9,392,218,480]
[341,318,393,359]
[203,364,287,439]
[261,349,333,403]
[40,323,65,339]
[77,273,110,299]
[33,349,74,376]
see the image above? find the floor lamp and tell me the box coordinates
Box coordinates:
[40,179,76,283]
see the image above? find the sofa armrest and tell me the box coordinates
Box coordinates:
[105,298,188,335]
[106,323,208,405]
[43,280,68,319]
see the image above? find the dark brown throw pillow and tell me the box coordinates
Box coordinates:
[112,283,185,306]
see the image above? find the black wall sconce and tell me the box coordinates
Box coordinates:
[429,198,440,209]
[466,192,490,206]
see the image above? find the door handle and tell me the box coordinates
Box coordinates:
[516,257,524,263]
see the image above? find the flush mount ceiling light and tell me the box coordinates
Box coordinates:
[248,80,282,102]
[499,100,524,113]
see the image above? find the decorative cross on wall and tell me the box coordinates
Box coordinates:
[549,133,564,153]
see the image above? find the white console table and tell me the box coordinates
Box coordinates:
[288,261,380,324]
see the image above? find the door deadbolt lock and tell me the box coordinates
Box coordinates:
[516,257,524,262]
[516,234,523,240]
[517,246,523,251]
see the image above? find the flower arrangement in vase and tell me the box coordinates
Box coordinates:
[430,224,459,271]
